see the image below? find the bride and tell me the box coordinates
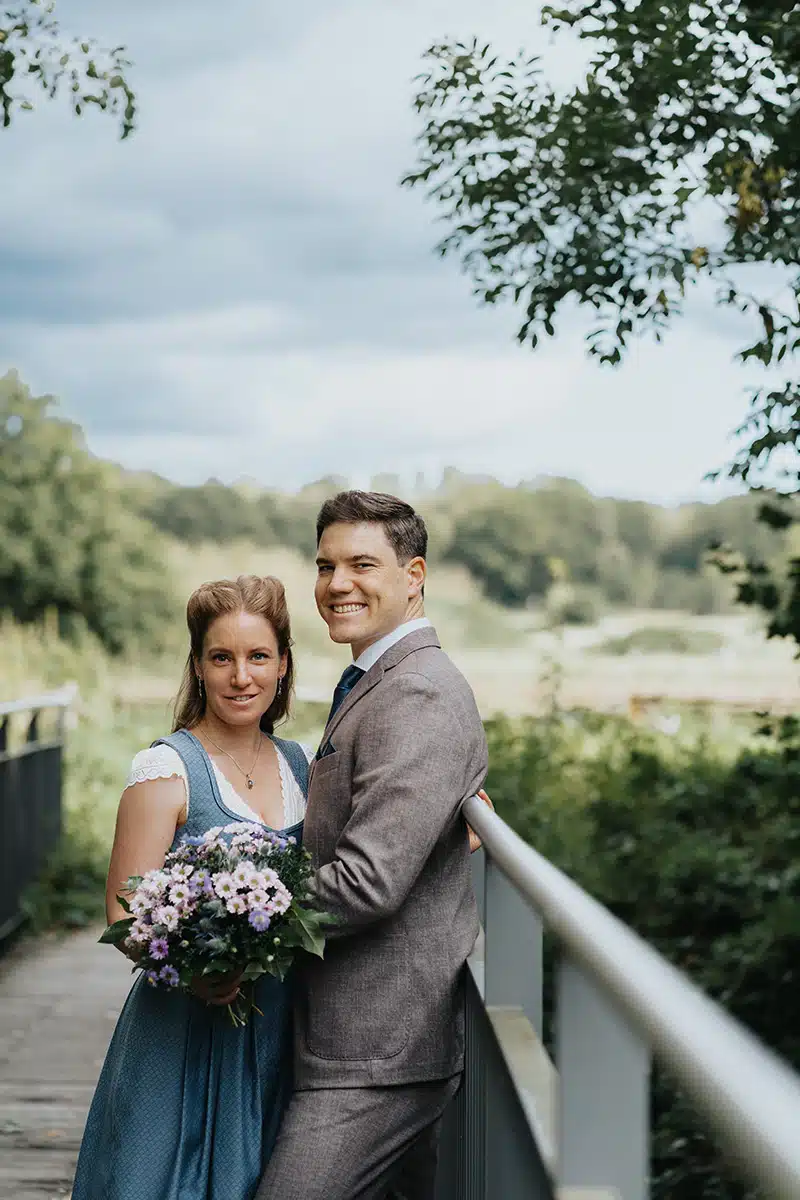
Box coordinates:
[71,574,312,1200]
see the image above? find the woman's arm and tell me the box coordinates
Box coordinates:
[105,777,185,926]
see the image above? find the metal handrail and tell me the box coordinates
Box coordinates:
[0,683,78,718]
[462,796,800,1200]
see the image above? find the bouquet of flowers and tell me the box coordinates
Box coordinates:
[100,821,334,1026]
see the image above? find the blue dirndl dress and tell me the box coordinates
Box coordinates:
[71,729,308,1200]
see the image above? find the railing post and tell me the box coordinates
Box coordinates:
[485,856,543,1037]
[26,710,40,743]
[471,845,486,929]
[0,688,74,942]
[557,959,650,1200]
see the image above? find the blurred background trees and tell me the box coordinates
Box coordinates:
[2,367,792,652]
[0,371,172,652]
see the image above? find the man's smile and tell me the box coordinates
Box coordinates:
[330,604,367,615]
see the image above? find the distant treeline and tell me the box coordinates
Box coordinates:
[136,469,784,619]
[1,371,788,654]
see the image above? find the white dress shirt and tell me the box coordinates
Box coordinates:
[353,617,432,673]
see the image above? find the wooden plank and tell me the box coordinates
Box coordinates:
[0,928,131,1199]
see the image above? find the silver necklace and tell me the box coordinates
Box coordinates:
[202,730,263,790]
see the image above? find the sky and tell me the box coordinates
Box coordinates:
[0,0,774,504]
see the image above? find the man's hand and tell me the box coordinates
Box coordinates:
[190,970,244,1006]
[468,788,495,853]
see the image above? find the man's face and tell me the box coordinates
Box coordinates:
[314,521,425,658]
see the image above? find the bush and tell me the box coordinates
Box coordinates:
[592,627,726,656]
[548,585,604,626]
[485,714,800,1200]
[21,810,108,932]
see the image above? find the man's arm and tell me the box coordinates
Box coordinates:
[310,671,487,937]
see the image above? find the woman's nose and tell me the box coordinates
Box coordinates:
[232,659,252,686]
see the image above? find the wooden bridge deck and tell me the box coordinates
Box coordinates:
[0,928,130,1200]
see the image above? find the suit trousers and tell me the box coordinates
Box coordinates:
[254,1074,460,1200]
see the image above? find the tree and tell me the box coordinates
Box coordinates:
[403,0,800,642]
[0,371,173,652]
[445,493,554,606]
[1,1,135,137]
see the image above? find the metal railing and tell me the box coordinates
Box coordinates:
[0,684,77,941]
[437,797,800,1200]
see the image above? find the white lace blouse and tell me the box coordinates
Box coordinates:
[125,740,313,829]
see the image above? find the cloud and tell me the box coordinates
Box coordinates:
[0,0,767,502]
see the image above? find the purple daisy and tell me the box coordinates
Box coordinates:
[159,965,180,987]
[149,937,169,960]
[248,909,271,932]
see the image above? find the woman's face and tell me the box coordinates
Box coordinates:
[196,610,287,729]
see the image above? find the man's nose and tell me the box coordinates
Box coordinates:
[329,568,354,593]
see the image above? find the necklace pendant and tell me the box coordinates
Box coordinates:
[246,777,254,790]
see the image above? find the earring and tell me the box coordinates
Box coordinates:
[197,677,204,698]
[276,676,283,698]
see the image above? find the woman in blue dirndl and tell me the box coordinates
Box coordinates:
[72,575,313,1200]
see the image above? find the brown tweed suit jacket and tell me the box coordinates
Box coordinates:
[294,625,487,1089]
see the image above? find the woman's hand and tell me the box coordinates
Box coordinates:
[191,970,244,1006]
[468,788,495,853]
[118,937,143,964]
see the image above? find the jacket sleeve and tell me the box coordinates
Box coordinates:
[308,670,487,937]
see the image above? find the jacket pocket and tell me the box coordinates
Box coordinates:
[305,930,410,1061]
[309,749,341,783]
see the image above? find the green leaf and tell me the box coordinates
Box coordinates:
[98,917,134,944]
[290,902,336,958]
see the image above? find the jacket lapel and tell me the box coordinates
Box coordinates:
[318,626,441,749]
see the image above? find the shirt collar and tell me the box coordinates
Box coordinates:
[353,617,432,673]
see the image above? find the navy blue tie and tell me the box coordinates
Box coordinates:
[326,664,365,727]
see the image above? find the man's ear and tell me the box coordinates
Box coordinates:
[407,556,426,597]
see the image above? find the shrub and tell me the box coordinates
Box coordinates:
[592,627,726,656]
[21,809,108,932]
[485,714,800,1200]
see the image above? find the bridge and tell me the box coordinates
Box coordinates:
[1,691,799,1198]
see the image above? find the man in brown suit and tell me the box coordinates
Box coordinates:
[257,490,488,1200]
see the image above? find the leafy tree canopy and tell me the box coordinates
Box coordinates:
[1,0,135,137]
[0,371,173,652]
[404,0,800,639]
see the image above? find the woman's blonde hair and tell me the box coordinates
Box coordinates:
[172,575,294,734]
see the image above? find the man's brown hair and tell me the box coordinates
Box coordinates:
[316,490,428,564]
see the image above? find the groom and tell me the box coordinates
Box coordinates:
[257,490,487,1199]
